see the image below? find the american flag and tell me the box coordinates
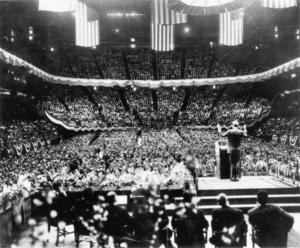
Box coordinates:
[151,0,187,25]
[151,23,174,52]
[219,8,244,46]
[261,0,297,8]
[39,0,77,12]
[75,1,100,47]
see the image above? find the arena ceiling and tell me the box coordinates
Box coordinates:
[0,0,298,48]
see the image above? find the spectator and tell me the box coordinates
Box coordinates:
[210,193,247,247]
[248,190,294,248]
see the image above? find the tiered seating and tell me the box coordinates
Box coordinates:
[94,48,127,79]
[157,50,181,79]
[93,87,137,127]
[211,84,271,125]
[126,48,154,80]
[178,86,219,126]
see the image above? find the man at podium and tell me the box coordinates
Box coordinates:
[218,120,247,181]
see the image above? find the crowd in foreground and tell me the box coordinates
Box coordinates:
[17,187,295,248]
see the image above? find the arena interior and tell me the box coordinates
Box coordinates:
[0,0,299,247]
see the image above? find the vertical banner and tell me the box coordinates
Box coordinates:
[151,0,187,25]
[75,1,100,47]
[261,0,297,8]
[151,23,174,52]
[219,8,244,46]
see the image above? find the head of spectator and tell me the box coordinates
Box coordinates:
[106,191,117,205]
[257,190,268,206]
[217,193,228,207]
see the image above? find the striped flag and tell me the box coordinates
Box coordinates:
[74,1,100,47]
[151,0,187,25]
[261,0,297,8]
[39,0,77,12]
[219,8,244,46]
[151,23,174,51]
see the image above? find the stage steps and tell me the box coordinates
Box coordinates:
[169,176,300,214]
[197,186,300,196]
[171,193,300,214]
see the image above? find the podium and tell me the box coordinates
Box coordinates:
[215,140,230,179]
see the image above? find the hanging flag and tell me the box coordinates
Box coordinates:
[39,0,77,12]
[261,0,297,8]
[151,23,174,52]
[151,0,187,25]
[219,8,244,46]
[74,1,100,47]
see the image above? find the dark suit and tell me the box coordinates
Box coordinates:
[248,204,294,247]
[210,206,247,247]
[222,128,246,179]
[172,204,208,248]
[103,204,134,237]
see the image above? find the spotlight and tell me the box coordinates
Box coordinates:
[254,46,259,50]
[184,26,190,33]
[115,28,120,33]
[10,37,14,43]
[50,47,55,52]
[213,85,216,90]
[291,73,296,78]
[130,37,136,42]
[172,86,177,91]
[29,35,33,41]
[130,44,136,49]
[274,33,278,39]
[93,86,97,91]
[28,26,34,35]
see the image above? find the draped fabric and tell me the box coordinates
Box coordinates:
[168,0,245,15]
[45,111,137,132]
[261,0,297,8]
[272,134,299,146]
[74,1,100,47]
[38,0,77,12]
[0,47,299,88]
[219,8,244,46]
[151,23,175,51]
[150,0,186,51]
[151,0,187,24]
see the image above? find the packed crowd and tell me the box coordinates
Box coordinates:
[37,83,274,129]
[1,128,299,195]
[211,85,272,126]
[178,86,218,126]
[2,37,298,81]
[0,119,57,151]
[254,117,300,140]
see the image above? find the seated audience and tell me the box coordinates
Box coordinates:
[210,193,247,247]
[248,190,294,248]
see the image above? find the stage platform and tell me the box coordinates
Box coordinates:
[191,176,300,213]
[198,176,294,192]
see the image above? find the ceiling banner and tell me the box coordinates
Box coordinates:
[0,47,299,88]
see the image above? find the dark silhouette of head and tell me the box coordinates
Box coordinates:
[217,193,228,207]
[106,191,117,205]
[257,190,269,205]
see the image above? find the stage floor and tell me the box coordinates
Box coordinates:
[198,176,293,190]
